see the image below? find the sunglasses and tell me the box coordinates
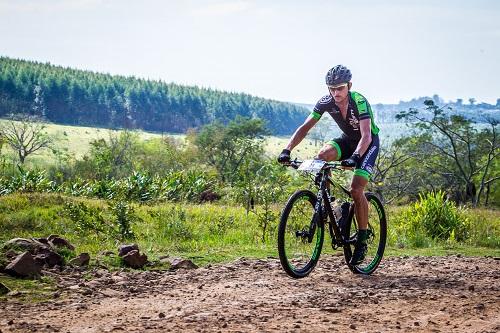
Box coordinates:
[328,83,348,92]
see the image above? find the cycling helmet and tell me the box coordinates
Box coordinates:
[325,65,352,87]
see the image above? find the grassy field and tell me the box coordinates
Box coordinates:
[0,119,406,167]
[0,193,498,267]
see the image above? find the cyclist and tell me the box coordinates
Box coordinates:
[277,65,380,265]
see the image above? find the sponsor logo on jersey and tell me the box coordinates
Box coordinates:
[348,113,359,130]
[319,95,332,104]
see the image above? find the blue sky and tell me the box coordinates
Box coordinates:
[1,0,499,105]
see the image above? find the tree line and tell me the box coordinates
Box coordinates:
[0,56,307,135]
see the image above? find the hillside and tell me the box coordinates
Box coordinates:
[0,57,308,135]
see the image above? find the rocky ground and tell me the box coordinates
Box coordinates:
[0,255,499,333]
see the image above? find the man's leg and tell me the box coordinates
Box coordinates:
[351,175,368,230]
[350,175,369,265]
[317,140,341,161]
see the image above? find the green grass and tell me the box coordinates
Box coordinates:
[0,119,323,166]
[0,119,414,168]
[0,274,56,302]
[0,193,498,269]
[0,119,183,168]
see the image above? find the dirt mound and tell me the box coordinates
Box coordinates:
[1,255,499,332]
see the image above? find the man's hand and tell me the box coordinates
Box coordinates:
[277,149,291,164]
[341,153,361,168]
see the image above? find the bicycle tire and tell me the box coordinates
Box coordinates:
[343,192,387,275]
[278,190,324,278]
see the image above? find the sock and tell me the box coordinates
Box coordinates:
[357,229,368,244]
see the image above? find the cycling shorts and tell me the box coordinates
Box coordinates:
[327,135,379,181]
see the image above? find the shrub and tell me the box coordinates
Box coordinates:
[394,191,470,246]
[62,201,112,236]
[109,200,137,240]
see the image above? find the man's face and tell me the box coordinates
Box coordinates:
[328,82,350,103]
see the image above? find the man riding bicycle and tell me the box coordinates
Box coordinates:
[277,65,380,265]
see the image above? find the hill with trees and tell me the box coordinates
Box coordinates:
[0,56,308,135]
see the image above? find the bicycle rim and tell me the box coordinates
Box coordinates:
[278,190,324,278]
[343,192,387,275]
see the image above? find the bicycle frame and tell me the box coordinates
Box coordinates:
[312,164,357,249]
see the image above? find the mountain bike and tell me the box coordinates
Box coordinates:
[277,159,387,278]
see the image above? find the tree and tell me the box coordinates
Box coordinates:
[370,137,416,203]
[194,116,269,183]
[0,115,53,164]
[396,100,499,206]
[75,130,141,180]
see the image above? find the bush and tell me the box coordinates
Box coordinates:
[62,201,112,236]
[394,191,470,246]
[109,200,137,240]
[0,167,55,195]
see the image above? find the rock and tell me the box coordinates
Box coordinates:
[0,282,10,295]
[3,238,49,253]
[158,312,166,318]
[48,236,75,251]
[118,244,139,257]
[169,258,198,270]
[122,250,148,269]
[34,248,64,268]
[69,253,90,267]
[474,303,485,310]
[5,252,42,278]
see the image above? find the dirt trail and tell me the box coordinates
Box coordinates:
[1,255,499,333]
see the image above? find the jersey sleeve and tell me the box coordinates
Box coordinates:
[351,92,371,121]
[310,95,332,120]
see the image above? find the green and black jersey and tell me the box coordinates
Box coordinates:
[310,91,379,142]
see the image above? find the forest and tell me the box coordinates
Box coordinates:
[0,56,307,135]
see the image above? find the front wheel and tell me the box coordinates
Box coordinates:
[343,192,387,275]
[278,190,324,278]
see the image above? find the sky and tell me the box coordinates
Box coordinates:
[0,0,499,105]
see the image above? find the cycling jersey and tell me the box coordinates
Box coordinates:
[310,91,380,141]
[310,91,380,181]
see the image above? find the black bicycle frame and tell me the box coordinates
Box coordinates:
[315,167,356,247]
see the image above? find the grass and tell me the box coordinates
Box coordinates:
[0,119,414,169]
[0,274,56,302]
[0,192,497,303]
[0,193,498,267]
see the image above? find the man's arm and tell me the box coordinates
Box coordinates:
[285,115,319,151]
[354,118,372,156]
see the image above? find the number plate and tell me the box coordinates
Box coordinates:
[298,159,325,173]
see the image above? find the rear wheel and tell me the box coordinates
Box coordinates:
[278,190,324,278]
[343,192,386,275]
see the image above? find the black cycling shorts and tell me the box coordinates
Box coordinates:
[327,135,379,180]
